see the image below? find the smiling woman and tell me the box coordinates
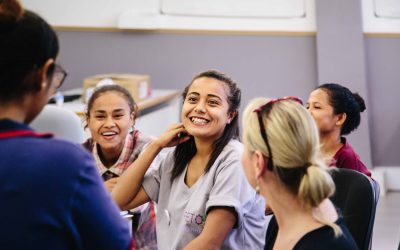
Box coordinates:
[112,69,266,250]
[82,84,157,249]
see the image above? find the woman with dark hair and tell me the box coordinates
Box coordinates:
[112,70,266,249]
[83,85,157,249]
[0,1,131,249]
[306,83,371,176]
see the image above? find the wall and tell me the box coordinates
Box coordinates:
[57,31,317,108]
[365,37,400,166]
[56,30,400,168]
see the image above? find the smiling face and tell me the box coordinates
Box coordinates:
[306,88,340,135]
[181,77,234,142]
[87,91,134,158]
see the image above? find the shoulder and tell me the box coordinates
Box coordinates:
[265,216,278,249]
[210,140,243,174]
[37,138,94,171]
[81,138,94,152]
[295,219,357,250]
[218,140,243,161]
[334,137,369,174]
[335,138,359,163]
[133,130,154,149]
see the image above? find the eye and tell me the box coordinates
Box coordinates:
[186,96,198,103]
[114,113,125,119]
[208,99,219,106]
[95,115,105,120]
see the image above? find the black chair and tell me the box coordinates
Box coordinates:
[330,168,380,250]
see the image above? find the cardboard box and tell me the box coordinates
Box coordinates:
[82,74,151,103]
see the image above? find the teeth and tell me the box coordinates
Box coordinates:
[191,117,208,124]
[102,132,117,136]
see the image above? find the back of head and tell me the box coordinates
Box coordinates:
[317,83,366,135]
[0,0,59,104]
[243,98,335,210]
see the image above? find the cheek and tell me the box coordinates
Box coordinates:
[87,120,99,135]
[241,153,257,188]
[119,121,132,134]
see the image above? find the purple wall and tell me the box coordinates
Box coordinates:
[366,37,400,166]
[56,31,400,167]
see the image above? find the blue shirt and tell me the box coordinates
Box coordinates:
[0,119,131,250]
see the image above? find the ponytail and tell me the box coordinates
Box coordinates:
[299,165,342,236]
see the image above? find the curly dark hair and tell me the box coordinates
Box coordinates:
[317,83,366,135]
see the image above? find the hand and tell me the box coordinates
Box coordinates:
[154,123,191,148]
[104,177,119,192]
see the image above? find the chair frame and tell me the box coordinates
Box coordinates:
[330,168,380,250]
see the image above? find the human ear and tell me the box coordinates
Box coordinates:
[336,112,347,126]
[227,110,237,124]
[38,58,55,90]
[253,150,267,179]
[130,111,136,127]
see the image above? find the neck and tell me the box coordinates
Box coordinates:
[0,102,27,123]
[98,144,123,167]
[194,137,214,157]
[265,183,313,230]
[319,130,342,157]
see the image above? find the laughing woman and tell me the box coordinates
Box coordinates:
[112,70,266,250]
[83,85,157,249]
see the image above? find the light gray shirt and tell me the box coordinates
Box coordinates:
[143,140,266,250]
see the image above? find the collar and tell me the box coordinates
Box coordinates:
[0,119,53,139]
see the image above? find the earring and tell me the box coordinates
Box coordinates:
[255,182,260,195]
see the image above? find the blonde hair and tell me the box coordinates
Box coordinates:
[242,97,341,236]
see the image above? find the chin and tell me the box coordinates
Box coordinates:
[98,141,120,149]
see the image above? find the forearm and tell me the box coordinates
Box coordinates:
[112,142,162,208]
[183,207,236,250]
[183,234,220,250]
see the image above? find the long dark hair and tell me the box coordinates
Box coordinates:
[317,83,366,135]
[0,0,59,104]
[171,70,241,182]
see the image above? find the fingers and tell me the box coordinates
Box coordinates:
[104,177,119,192]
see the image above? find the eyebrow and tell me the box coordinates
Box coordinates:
[187,92,223,101]
[93,109,126,114]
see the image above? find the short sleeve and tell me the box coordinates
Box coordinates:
[142,149,173,203]
[205,149,254,227]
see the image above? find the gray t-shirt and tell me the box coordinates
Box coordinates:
[142,140,266,250]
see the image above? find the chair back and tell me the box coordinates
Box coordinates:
[330,168,379,250]
[30,105,87,144]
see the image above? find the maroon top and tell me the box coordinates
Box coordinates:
[332,137,371,177]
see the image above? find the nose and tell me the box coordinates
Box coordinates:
[194,101,206,114]
[307,107,315,117]
[104,116,115,128]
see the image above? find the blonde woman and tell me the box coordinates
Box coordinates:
[241,97,357,250]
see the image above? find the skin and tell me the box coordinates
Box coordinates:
[306,89,346,159]
[87,91,134,192]
[112,77,238,249]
